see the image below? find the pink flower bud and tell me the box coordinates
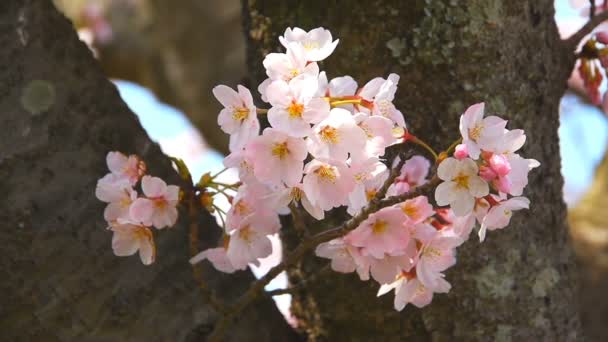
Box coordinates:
[488,154,511,176]
[493,176,512,194]
[597,31,608,44]
[454,144,468,160]
[479,165,497,181]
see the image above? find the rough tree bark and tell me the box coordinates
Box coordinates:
[0,1,295,341]
[244,0,582,340]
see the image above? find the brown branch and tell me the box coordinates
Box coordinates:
[289,202,309,238]
[565,9,608,50]
[266,264,332,297]
[207,173,440,341]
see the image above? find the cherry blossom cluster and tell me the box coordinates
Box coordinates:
[190,26,539,312]
[95,151,180,265]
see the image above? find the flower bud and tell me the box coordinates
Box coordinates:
[597,31,608,44]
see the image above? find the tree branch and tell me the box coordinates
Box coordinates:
[565,9,608,50]
[207,174,440,341]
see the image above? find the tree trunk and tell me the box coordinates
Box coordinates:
[244,0,582,340]
[0,1,295,341]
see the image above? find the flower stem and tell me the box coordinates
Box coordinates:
[256,108,268,114]
[409,136,439,161]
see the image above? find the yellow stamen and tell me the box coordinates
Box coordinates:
[366,189,377,201]
[319,126,339,144]
[303,41,319,51]
[371,220,388,234]
[290,187,303,201]
[238,226,252,242]
[402,203,418,219]
[468,124,483,141]
[315,165,337,183]
[453,173,469,189]
[232,107,249,121]
[287,102,304,118]
[234,200,250,216]
[271,142,290,159]
[423,246,442,258]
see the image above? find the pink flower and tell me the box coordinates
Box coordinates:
[189,247,236,273]
[263,42,319,81]
[95,173,137,222]
[454,144,468,160]
[302,159,355,211]
[106,151,145,185]
[110,222,156,265]
[246,128,307,187]
[213,85,260,152]
[435,157,489,216]
[315,238,362,274]
[129,176,180,229]
[307,108,367,161]
[458,103,507,159]
[346,206,410,259]
[225,183,280,233]
[377,273,440,310]
[415,231,460,291]
[223,149,256,184]
[347,158,388,215]
[397,196,434,224]
[266,76,330,137]
[504,154,540,196]
[279,27,339,62]
[364,253,414,284]
[226,222,273,270]
[266,183,325,220]
[359,73,406,127]
[387,155,430,196]
[478,196,530,242]
[353,113,396,159]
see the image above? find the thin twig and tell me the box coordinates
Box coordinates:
[266,264,332,296]
[188,193,229,314]
[591,0,597,19]
[207,176,439,341]
[289,202,309,237]
[565,9,608,50]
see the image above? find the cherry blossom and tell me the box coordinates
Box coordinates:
[110,222,156,265]
[95,173,137,222]
[377,273,438,310]
[387,155,431,197]
[347,157,388,215]
[190,247,236,274]
[435,157,489,216]
[266,183,325,220]
[246,128,307,187]
[213,84,260,151]
[353,113,396,158]
[279,27,339,62]
[225,183,280,233]
[346,206,410,259]
[226,221,274,270]
[129,175,180,229]
[397,195,434,224]
[478,196,530,242]
[106,151,145,185]
[358,73,406,127]
[307,108,367,161]
[315,238,361,274]
[266,76,330,137]
[263,42,319,82]
[415,230,461,291]
[302,159,355,211]
[458,102,507,160]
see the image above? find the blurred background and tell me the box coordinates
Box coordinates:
[52,0,608,338]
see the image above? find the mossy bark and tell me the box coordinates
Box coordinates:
[0,1,295,341]
[244,0,581,340]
